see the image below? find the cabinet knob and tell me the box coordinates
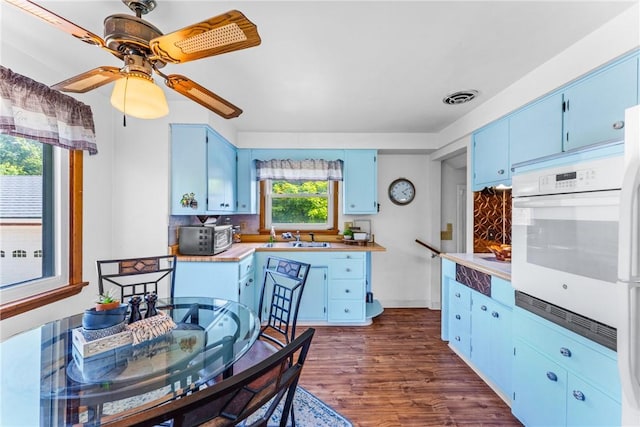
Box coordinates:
[455,314,461,320]
[346,268,351,272]
[546,372,558,382]
[455,336,461,342]
[572,390,586,401]
[613,121,625,130]
[350,204,356,208]
[344,308,350,313]
[455,292,461,298]
[497,169,505,175]
[560,347,572,357]
[491,311,499,318]
[345,289,350,293]
[480,305,487,311]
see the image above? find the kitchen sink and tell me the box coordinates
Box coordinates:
[290,242,331,248]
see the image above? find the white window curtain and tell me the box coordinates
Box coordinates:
[0,66,98,154]
[255,159,343,181]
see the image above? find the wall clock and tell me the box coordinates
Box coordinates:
[388,178,416,205]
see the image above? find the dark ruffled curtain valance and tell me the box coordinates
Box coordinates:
[0,66,98,154]
[255,159,343,181]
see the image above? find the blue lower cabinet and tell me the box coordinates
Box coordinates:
[448,281,471,358]
[513,339,567,426]
[512,308,621,426]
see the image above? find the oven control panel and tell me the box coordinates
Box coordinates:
[539,168,598,192]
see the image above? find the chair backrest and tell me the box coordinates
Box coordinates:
[101,327,316,427]
[257,256,311,348]
[96,255,177,302]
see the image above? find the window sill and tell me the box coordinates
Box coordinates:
[0,281,88,320]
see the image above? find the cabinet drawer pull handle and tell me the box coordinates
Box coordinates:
[455,314,461,320]
[573,390,585,401]
[498,169,505,175]
[344,308,350,313]
[346,268,351,272]
[491,311,499,318]
[613,121,625,130]
[480,305,487,311]
[455,292,461,298]
[546,372,558,382]
[345,289,350,293]
[455,336,461,342]
[560,347,572,357]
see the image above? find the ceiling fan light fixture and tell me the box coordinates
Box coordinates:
[110,72,169,119]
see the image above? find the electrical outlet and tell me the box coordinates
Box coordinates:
[240,221,248,231]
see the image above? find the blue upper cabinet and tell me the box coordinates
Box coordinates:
[563,56,638,151]
[510,93,563,167]
[207,128,237,214]
[343,150,378,214]
[472,118,510,190]
[236,149,257,214]
[170,124,208,215]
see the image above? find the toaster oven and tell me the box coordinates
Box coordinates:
[178,225,233,255]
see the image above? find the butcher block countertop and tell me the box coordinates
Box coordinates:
[440,253,511,281]
[172,241,386,262]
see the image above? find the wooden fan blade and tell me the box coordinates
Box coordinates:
[5,0,105,48]
[51,67,122,93]
[164,74,242,119]
[150,10,261,64]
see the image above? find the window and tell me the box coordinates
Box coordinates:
[0,140,84,319]
[261,180,339,232]
[11,250,27,258]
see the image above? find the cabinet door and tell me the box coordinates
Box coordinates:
[564,57,638,151]
[236,149,257,214]
[509,93,563,166]
[512,339,567,427]
[343,150,377,214]
[567,375,621,427]
[473,119,510,190]
[207,129,236,213]
[170,125,207,215]
[298,266,327,321]
[174,261,239,302]
[239,273,256,311]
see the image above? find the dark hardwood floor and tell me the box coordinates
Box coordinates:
[297,308,523,426]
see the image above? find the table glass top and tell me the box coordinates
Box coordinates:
[0,297,259,426]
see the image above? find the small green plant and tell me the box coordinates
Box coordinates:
[96,288,119,304]
[343,228,354,238]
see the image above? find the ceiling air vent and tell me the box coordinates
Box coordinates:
[442,90,478,105]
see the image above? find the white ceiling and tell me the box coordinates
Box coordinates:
[1,1,636,133]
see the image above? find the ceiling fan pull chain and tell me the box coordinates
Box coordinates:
[123,76,129,127]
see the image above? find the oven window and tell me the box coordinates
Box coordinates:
[526,219,618,282]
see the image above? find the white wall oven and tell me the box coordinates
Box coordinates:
[512,143,624,342]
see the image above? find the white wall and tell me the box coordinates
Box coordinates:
[440,159,467,254]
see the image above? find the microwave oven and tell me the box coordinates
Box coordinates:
[178,225,233,255]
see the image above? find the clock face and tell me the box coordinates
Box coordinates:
[388,178,415,205]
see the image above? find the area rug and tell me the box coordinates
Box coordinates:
[249,386,352,427]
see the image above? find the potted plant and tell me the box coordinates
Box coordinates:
[95,289,121,311]
[343,228,354,240]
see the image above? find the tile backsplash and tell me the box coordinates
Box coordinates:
[473,188,512,252]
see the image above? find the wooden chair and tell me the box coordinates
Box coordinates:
[100,328,316,427]
[96,255,177,302]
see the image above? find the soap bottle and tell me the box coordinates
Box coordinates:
[269,226,276,244]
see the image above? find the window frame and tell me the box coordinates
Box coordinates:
[0,150,87,320]
[259,180,339,234]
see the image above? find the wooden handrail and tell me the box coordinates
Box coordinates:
[415,239,441,258]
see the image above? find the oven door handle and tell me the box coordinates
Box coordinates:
[513,191,620,209]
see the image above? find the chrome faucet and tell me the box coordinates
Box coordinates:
[295,230,301,241]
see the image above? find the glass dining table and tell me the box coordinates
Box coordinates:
[0,297,259,426]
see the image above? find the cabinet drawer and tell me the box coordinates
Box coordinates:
[328,300,365,322]
[449,330,471,359]
[490,276,514,307]
[329,279,364,301]
[238,255,255,279]
[330,257,364,279]
[514,308,620,399]
[448,308,471,337]
[567,375,621,426]
[449,281,471,310]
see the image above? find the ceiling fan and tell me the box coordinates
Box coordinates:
[5,0,262,119]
